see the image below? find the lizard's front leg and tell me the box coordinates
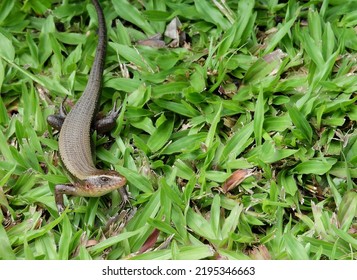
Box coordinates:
[54,184,78,212]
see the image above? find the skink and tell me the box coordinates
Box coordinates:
[47,0,127,212]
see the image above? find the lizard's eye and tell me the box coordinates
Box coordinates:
[100,176,109,182]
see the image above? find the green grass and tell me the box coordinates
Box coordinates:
[0,0,356,260]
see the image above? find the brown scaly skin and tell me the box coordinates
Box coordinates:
[47,0,128,212]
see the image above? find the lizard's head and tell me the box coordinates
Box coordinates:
[80,170,127,197]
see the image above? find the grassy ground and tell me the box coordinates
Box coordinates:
[0,0,356,260]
